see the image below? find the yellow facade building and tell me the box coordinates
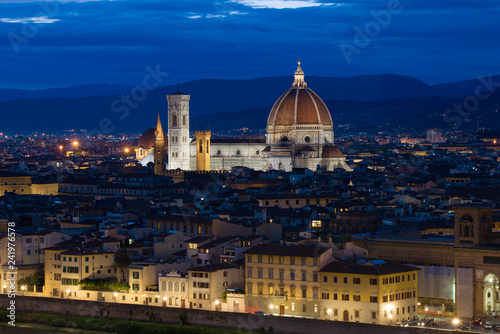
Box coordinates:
[319,259,419,325]
[0,172,31,195]
[244,244,333,318]
[44,247,115,298]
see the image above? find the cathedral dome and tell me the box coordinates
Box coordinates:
[137,127,167,148]
[322,145,345,158]
[267,62,333,128]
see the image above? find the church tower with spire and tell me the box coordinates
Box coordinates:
[153,112,165,175]
[167,87,190,170]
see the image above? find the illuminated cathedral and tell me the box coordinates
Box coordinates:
[136,62,351,173]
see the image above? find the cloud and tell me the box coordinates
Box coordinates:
[187,15,202,19]
[229,0,340,9]
[0,16,59,24]
[206,14,226,18]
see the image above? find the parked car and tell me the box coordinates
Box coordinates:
[457,324,470,331]
[493,323,500,332]
[409,319,420,326]
[471,318,484,325]
[400,320,409,327]
[253,311,267,315]
[484,322,493,330]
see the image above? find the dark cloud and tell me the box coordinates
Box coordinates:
[0,0,499,89]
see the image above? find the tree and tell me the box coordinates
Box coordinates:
[17,272,44,292]
[114,248,131,282]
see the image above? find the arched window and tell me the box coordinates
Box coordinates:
[168,281,173,291]
[183,115,186,126]
[464,225,470,237]
[175,282,179,291]
[199,141,203,153]
[181,283,185,292]
[161,281,166,291]
[172,113,177,126]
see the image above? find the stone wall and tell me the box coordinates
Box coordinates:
[0,295,445,333]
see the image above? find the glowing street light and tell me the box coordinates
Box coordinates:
[453,318,460,325]
[215,300,220,305]
[124,148,130,153]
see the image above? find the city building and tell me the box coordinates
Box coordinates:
[244,244,333,318]
[319,259,419,324]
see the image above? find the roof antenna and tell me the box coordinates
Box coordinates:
[177,77,180,94]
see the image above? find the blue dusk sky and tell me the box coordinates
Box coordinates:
[0,0,499,89]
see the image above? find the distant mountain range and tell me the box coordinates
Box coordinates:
[1,74,499,134]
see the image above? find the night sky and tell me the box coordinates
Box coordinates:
[1,0,499,90]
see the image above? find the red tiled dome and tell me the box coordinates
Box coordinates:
[322,145,345,158]
[137,128,168,148]
[267,88,333,127]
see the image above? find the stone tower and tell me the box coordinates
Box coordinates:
[167,91,190,170]
[153,112,165,175]
[196,131,211,171]
[454,205,495,246]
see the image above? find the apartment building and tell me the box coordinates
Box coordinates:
[320,259,419,325]
[244,244,333,318]
[188,263,242,310]
[158,269,189,308]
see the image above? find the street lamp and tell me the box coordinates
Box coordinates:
[327,308,332,320]
[113,292,118,303]
[453,318,460,326]
[389,313,393,326]
[72,141,78,159]
[66,289,70,299]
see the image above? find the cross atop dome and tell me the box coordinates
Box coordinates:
[293,60,307,88]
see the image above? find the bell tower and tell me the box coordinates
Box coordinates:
[195,131,211,171]
[167,90,190,170]
[153,112,165,175]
